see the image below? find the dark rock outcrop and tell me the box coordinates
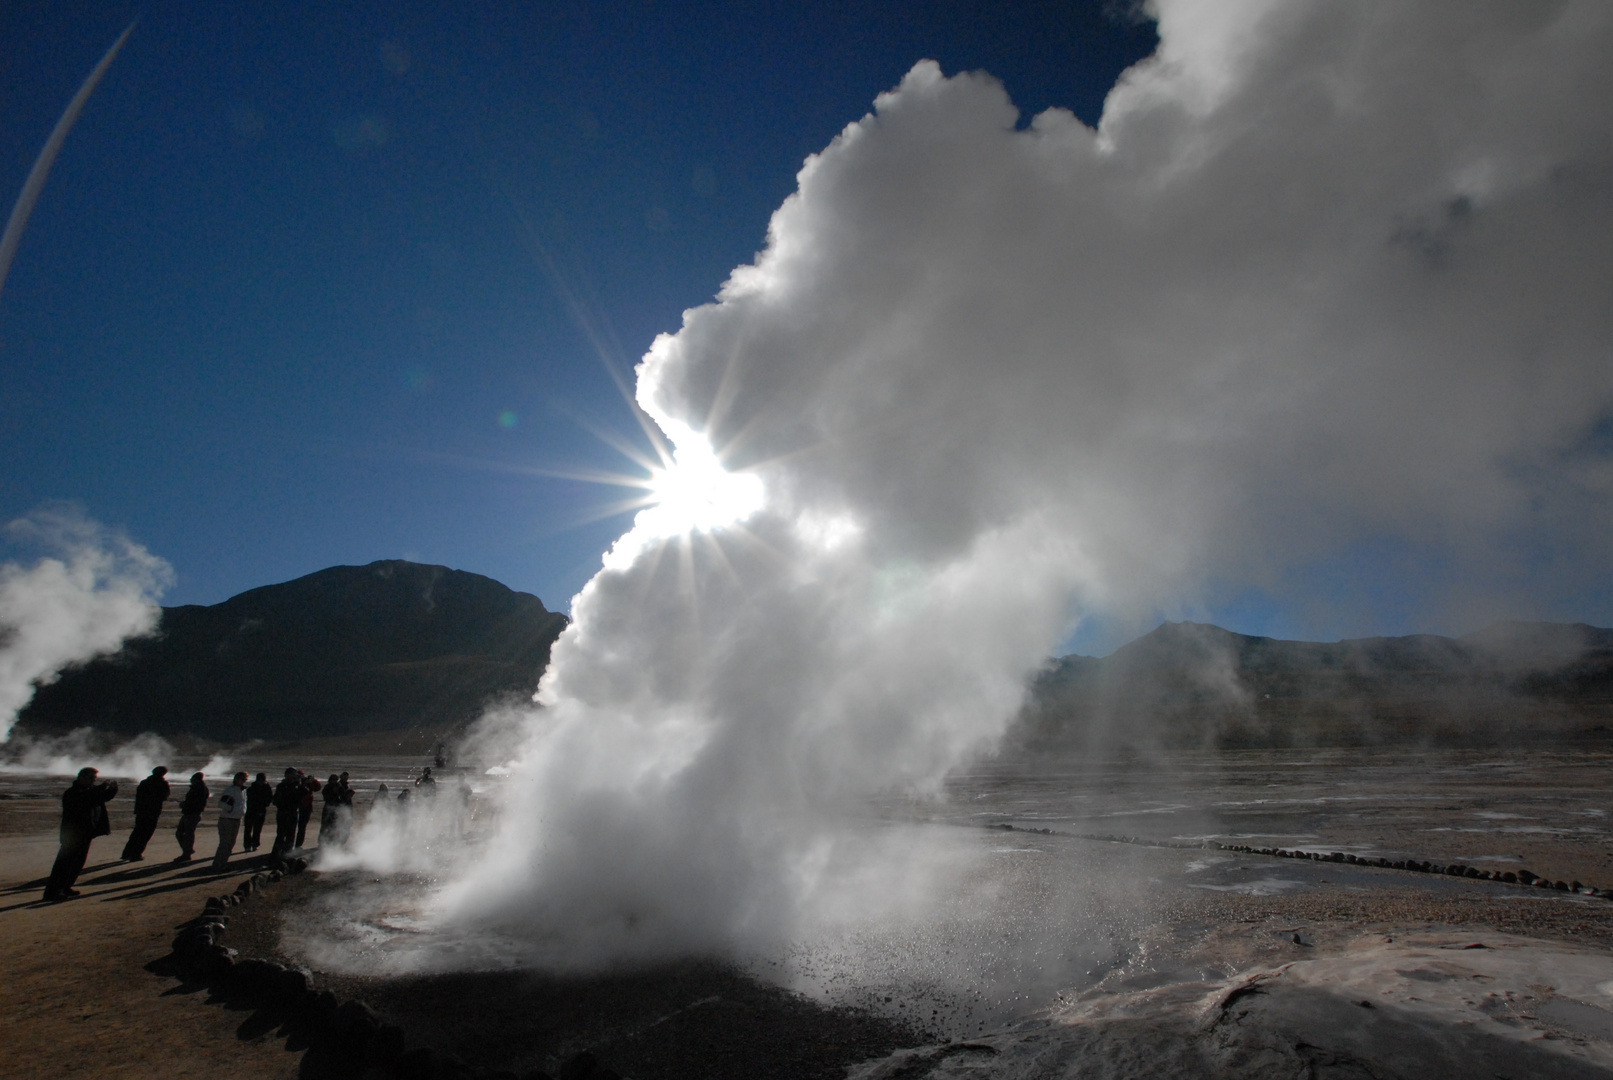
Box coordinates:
[18,560,568,741]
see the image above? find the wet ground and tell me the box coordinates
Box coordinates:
[247,747,1613,1042]
[931,746,1613,888]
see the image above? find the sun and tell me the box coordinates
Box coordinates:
[638,431,764,539]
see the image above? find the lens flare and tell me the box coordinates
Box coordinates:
[639,431,763,539]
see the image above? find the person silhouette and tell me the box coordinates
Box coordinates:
[271,768,301,854]
[44,767,119,901]
[173,773,209,862]
[242,772,272,851]
[120,765,169,861]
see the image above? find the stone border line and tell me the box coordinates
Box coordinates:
[157,857,627,1080]
[990,823,1613,898]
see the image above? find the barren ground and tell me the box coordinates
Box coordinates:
[0,824,298,1080]
[9,746,1613,1079]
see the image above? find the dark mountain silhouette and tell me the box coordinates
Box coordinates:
[1009,620,1613,751]
[17,560,569,742]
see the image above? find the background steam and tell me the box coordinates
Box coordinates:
[0,504,172,742]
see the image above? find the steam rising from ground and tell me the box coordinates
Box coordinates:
[0,728,233,778]
[380,3,1613,970]
[0,506,172,741]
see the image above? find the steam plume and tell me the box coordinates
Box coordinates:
[0,728,233,779]
[0,505,172,740]
[436,2,1613,966]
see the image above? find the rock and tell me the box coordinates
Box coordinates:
[559,1051,600,1080]
[333,998,382,1042]
[301,989,339,1030]
[394,1047,436,1080]
[433,1053,471,1080]
[364,1023,406,1068]
[1555,880,1570,891]
[1518,870,1538,884]
[174,924,217,950]
[227,958,288,1003]
[184,944,236,982]
[1572,880,1584,892]
[278,965,312,1000]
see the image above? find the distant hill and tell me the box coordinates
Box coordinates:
[1008,620,1613,751]
[17,560,569,742]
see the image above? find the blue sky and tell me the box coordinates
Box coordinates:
[6,4,1612,660]
[1,1,1155,628]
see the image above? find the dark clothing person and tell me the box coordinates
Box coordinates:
[174,774,209,861]
[327,771,355,845]
[295,775,320,848]
[120,767,169,861]
[45,768,118,901]
[271,770,301,854]
[318,775,341,845]
[242,775,272,851]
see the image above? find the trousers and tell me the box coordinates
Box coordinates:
[175,812,201,856]
[242,811,266,850]
[273,809,298,854]
[44,837,92,899]
[212,817,240,869]
[121,813,160,860]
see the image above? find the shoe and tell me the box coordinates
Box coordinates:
[173,854,192,862]
[42,891,61,902]
[64,889,81,897]
[124,854,143,862]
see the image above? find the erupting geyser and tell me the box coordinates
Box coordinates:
[408,0,1613,971]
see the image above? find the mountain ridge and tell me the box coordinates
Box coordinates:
[17,559,569,742]
[1012,619,1613,751]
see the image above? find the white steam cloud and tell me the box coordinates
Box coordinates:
[0,505,173,741]
[429,2,1613,967]
[0,728,233,779]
